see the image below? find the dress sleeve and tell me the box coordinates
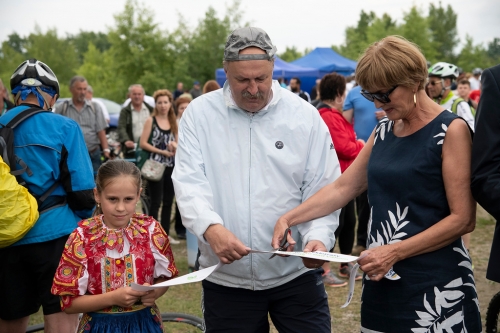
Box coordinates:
[149,221,179,279]
[51,228,89,311]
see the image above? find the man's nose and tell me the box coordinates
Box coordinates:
[247,81,258,95]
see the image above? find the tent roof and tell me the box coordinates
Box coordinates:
[291,48,356,75]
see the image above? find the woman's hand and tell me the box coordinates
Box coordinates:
[110,286,149,308]
[357,244,400,281]
[161,150,175,158]
[168,141,178,153]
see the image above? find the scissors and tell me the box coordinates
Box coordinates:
[269,227,291,259]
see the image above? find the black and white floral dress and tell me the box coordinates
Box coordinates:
[361,111,481,332]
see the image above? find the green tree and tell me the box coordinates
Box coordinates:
[338,10,376,60]
[104,0,176,100]
[456,35,492,72]
[186,0,246,86]
[67,31,111,63]
[486,37,500,65]
[0,42,26,95]
[278,46,303,62]
[399,6,437,62]
[428,2,459,62]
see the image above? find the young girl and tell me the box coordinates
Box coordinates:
[51,160,178,332]
[139,89,179,243]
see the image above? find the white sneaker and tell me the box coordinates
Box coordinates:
[168,236,180,244]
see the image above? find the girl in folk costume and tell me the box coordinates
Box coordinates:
[51,160,178,332]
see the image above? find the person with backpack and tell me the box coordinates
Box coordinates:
[0,59,95,333]
[427,62,475,131]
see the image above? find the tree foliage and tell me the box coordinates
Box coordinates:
[0,1,497,103]
[331,1,498,71]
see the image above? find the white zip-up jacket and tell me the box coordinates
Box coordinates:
[172,80,341,290]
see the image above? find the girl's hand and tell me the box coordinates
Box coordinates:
[140,284,169,307]
[111,287,149,308]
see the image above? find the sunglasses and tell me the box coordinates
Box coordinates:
[427,80,442,86]
[360,85,398,104]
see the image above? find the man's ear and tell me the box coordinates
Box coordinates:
[49,94,58,108]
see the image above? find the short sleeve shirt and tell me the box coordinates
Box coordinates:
[54,99,107,151]
[343,86,381,141]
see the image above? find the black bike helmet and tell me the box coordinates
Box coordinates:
[10,59,60,96]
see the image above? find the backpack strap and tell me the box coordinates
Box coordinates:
[5,107,49,129]
[450,97,464,114]
[62,100,69,117]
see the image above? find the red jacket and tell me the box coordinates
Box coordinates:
[318,106,364,173]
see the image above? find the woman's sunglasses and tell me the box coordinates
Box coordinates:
[360,85,398,104]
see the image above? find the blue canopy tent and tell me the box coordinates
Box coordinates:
[215,57,320,91]
[291,47,357,78]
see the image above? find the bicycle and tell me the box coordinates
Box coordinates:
[26,312,205,332]
[486,290,500,333]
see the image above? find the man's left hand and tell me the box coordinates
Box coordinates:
[301,240,327,269]
[103,150,111,159]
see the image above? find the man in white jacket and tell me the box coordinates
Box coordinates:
[172,27,341,332]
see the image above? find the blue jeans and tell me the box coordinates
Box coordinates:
[89,147,102,175]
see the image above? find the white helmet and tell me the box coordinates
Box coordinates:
[428,62,459,79]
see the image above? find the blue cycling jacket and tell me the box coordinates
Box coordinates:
[0,104,95,245]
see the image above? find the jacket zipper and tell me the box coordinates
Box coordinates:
[249,113,255,290]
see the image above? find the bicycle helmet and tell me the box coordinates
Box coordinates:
[428,62,459,79]
[472,67,482,75]
[10,59,59,96]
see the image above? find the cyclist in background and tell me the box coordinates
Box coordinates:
[0,59,95,333]
[427,62,475,131]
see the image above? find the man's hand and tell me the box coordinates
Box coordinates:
[125,140,135,149]
[375,110,386,120]
[301,240,327,269]
[271,217,296,251]
[203,224,250,264]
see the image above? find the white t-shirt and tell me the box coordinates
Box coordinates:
[469,77,480,90]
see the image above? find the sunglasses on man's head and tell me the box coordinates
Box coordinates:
[360,85,398,104]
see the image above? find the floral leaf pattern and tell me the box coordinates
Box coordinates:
[433,123,448,145]
[368,203,409,248]
[411,247,479,332]
[374,117,393,145]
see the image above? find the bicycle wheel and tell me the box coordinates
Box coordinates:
[486,291,500,333]
[161,312,205,332]
[25,323,44,333]
[140,195,150,215]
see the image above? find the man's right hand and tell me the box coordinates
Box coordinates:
[125,140,135,149]
[203,224,251,264]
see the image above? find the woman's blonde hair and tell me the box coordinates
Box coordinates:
[152,89,178,137]
[355,36,428,92]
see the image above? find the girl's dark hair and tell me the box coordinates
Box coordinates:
[93,160,142,216]
[319,73,346,101]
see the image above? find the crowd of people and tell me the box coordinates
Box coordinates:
[0,25,498,333]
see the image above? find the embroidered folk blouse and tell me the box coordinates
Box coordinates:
[51,214,178,312]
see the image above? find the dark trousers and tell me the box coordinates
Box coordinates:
[174,202,185,236]
[202,270,331,333]
[148,166,175,234]
[355,190,370,247]
[334,199,356,254]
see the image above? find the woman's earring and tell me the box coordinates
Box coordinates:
[96,202,101,208]
[414,93,417,107]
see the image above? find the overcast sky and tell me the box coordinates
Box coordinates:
[2,0,499,55]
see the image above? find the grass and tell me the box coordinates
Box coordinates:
[28,205,499,332]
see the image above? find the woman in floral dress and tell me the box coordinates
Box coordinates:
[272,36,481,332]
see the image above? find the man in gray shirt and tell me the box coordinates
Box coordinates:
[54,75,109,173]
